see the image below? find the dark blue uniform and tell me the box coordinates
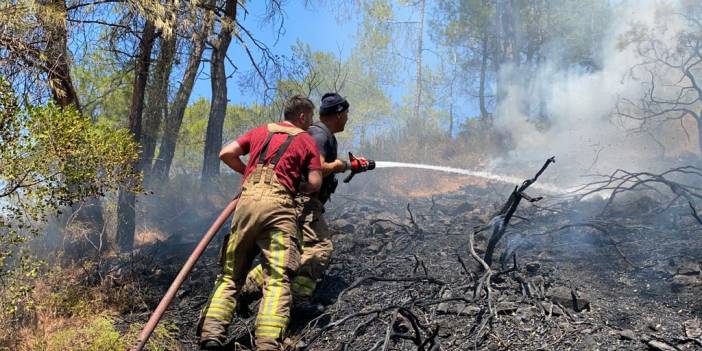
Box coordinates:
[308,122,338,203]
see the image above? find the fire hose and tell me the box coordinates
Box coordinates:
[130,155,374,351]
[129,197,239,351]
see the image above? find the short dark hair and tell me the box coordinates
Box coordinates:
[283,95,315,121]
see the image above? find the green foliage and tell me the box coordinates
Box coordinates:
[0,77,140,325]
[25,315,181,351]
[431,0,613,124]
[48,281,97,318]
[287,42,394,150]
[434,0,611,69]
[0,0,68,96]
[125,320,182,351]
[356,0,396,76]
[0,84,141,217]
[171,97,209,174]
[0,252,41,322]
[41,316,123,351]
[1,260,183,349]
[171,97,270,175]
[72,50,133,127]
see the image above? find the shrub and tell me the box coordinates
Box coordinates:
[0,77,140,343]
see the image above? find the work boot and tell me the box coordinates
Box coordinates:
[199,339,224,350]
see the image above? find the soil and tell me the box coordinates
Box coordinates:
[123,170,702,351]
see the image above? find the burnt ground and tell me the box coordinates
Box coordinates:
[120,170,702,351]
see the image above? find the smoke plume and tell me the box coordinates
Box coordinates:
[493,1,698,187]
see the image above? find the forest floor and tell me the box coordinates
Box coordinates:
[120,167,702,351]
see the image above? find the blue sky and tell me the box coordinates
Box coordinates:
[185,1,478,130]
[189,1,359,105]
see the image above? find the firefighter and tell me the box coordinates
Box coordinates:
[242,93,368,311]
[197,95,322,351]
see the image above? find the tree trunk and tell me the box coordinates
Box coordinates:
[698,116,702,156]
[142,33,177,183]
[152,4,215,182]
[201,0,237,185]
[413,0,425,121]
[493,0,503,109]
[449,102,454,139]
[479,31,489,119]
[494,0,517,109]
[116,20,157,252]
[43,0,81,110]
[41,0,104,229]
[501,0,517,65]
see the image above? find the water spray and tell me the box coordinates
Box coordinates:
[130,158,566,350]
[373,161,567,193]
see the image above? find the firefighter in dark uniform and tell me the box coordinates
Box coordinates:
[242,93,368,308]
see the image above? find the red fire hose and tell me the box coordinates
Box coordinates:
[130,197,239,351]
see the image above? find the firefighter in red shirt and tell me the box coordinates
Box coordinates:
[197,95,322,351]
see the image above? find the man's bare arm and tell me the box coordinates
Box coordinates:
[219,141,246,174]
[299,169,322,193]
[320,154,347,177]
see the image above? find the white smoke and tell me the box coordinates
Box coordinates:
[493,1,697,186]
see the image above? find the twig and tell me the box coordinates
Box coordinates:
[406,203,422,233]
[455,254,472,277]
[468,229,495,321]
[370,218,412,234]
[532,221,640,268]
[382,309,399,351]
[338,276,445,301]
[413,254,428,276]
[300,305,400,349]
[572,166,702,225]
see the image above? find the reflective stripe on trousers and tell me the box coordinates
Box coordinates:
[198,165,300,350]
[243,196,333,301]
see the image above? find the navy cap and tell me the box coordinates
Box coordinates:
[319,93,349,115]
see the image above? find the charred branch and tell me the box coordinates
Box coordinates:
[483,156,554,267]
[573,166,702,225]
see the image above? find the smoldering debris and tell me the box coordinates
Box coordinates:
[114,160,702,350]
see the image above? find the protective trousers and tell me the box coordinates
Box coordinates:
[198,125,303,351]
[243,196,333,301]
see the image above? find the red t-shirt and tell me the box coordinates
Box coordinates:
[236,122,321,193]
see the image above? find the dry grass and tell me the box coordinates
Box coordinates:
[374,170,488,198]
[1,261,182,351]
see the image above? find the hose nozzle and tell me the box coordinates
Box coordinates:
[343,152,375,183]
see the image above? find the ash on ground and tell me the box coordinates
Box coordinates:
[126,172,702,351]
